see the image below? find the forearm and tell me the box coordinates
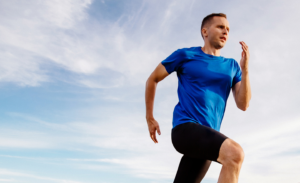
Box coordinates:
[145,63,169,120]
[145,78,158,119]
[236,70,251,111]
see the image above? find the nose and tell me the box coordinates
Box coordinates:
[223,29,228,35]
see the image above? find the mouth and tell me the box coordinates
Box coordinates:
[220,37,226,42]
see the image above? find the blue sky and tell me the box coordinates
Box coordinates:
[0,0,300,182]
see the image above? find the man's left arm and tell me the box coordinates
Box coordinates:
[232,41,252,111]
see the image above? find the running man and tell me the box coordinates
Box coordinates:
[145,13,251,183]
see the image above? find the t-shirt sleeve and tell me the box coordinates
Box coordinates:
[232,59,242,87]
[161,49,186,74]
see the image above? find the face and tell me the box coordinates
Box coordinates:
[202,16,230,49]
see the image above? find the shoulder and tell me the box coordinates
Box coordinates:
[223,57,239,65]
[177,46,199,52]
[223,57,236,62]
[175,46,200,58]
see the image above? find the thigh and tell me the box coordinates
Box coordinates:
[172,122,228,161]
[174,155,211,183]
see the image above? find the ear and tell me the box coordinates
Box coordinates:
[202,27,208,38]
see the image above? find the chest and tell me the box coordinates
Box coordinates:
[179,59,235,86]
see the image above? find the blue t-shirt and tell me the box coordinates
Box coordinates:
[161,46,242,131]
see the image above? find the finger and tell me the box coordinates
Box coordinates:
[150,133,154,142]
[240,41,247,48]
[240,42,247,51]
[241,43,247,51]
[240,41,246,48]
[241,41,249,50]
[242,45,247,52]
[157,126,161,135]
[153,133,158,143]
[150,133,157,143]
[241,46,246,54]
[242,45,249,55]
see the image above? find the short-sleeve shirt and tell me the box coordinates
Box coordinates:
[161,46,242,131]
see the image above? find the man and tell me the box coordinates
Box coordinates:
[145,13,251,183]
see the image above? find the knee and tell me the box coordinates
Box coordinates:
[220,140,244,166]
[230,145,244,165]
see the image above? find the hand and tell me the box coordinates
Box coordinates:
[146,117,161,143]
[239,41,250,72]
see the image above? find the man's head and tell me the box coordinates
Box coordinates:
[201,13,230,49]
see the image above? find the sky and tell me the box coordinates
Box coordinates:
[0,0,300,182]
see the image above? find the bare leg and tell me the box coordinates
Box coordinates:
[174,155,211,183]
[217,139,244,183]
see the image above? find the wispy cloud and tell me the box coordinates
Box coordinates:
[2,111,300,182]
[0,169,85,183]
[1,0,300,183]
[0,178,14,182]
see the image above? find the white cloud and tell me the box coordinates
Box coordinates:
[0,178,14,182]
[0,0,96,86]
[0,0,203,87]
[237,118,300,182]
[1,0,300,182]
[0,47,48,86]
[3,112,300,182]
[0,168,84,183]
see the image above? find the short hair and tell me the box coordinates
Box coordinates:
[201,13,227,38]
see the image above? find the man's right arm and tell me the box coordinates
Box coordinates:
[145,63,169,143]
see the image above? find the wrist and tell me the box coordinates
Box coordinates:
[146,114,154,121]
[242,69,249,74]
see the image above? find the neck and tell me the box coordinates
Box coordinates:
[201,42,221,56]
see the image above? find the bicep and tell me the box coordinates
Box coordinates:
[232,81,241,102]
[149,63,170,83]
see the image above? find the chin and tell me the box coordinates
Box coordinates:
[213,43,225,49]
[210,39,226,49]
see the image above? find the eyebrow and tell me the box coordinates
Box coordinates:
[218,24,230,32]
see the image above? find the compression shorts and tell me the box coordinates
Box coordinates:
[171,122,228,183]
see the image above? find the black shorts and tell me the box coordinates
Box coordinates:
[171,122,228,162]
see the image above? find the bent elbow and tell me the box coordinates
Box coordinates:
[239,103,249,111]
[240,107,247,111]
[238,103,249,111]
